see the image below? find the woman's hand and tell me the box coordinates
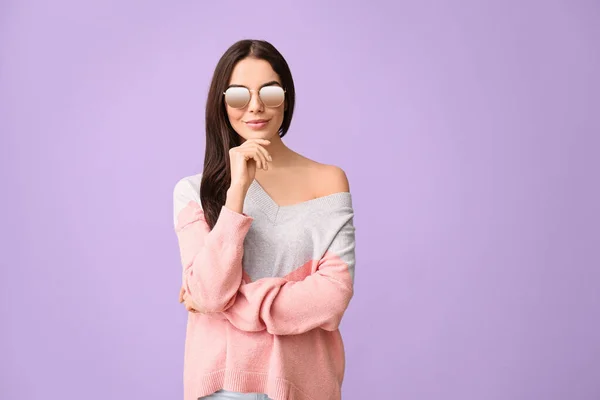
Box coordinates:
[229,138,272,188]
[179,285,203,313]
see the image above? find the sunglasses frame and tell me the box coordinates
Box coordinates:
[223,85,287,109]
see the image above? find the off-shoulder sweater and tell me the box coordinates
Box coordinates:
[173,173,356,400]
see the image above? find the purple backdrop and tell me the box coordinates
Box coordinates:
[1,1,599,399]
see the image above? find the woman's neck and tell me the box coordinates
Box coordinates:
[261,135,298,169]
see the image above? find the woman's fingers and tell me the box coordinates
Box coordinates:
[239,140,271,170]
[242,145,269,170]
[246,151,264,170]
[229,138,272,186]
[253,144,272,167]
[179,286,185,303]
[186,304,198,313]
[183,292,202,314]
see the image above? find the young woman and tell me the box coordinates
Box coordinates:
[173,39,356,400]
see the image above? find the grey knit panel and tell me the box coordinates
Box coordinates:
[173,174,355,283]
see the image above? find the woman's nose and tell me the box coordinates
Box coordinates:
[247,91,264,112]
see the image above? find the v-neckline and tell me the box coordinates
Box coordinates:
[246,179,352,223]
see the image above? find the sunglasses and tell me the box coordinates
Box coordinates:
[223,85,286,109]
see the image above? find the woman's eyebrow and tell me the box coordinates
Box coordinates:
[228,81,282,89]
[260,81,282,88]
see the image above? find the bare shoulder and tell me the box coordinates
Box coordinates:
[294,152,350,197]
[313,163,350,196]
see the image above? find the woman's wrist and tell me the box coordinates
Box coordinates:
[225,183,248,214]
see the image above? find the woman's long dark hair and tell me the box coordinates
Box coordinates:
[200,39,296,229]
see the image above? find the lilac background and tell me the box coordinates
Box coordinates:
[1,1,599,399]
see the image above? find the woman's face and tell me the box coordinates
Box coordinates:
[225,57,286,142]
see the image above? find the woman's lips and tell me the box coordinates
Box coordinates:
[245,120,270,129]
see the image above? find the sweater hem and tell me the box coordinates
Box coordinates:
[186,368,336,400]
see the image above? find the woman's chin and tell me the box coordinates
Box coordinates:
[243,130,278,140]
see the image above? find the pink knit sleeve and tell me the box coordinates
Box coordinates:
[174,179,253,312]
[221,218,356,335]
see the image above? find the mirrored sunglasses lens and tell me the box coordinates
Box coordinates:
[259,86,285,107]
[225,87,250,108]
